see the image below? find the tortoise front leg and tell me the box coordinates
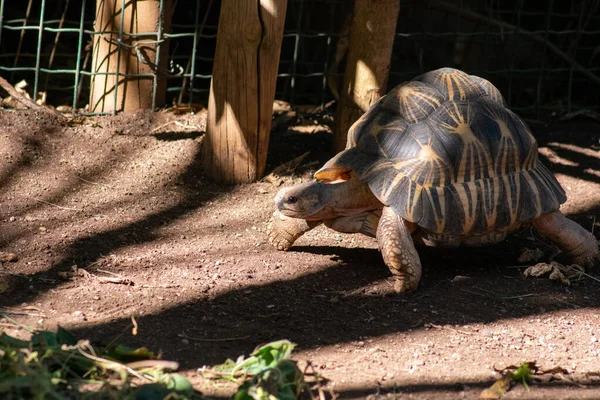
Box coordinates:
[377,206,422,293]
[267,210,322,251]
[533,211,600,267]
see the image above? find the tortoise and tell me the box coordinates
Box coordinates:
[268,67,599,293]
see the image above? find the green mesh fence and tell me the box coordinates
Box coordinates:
[0,0,598,118]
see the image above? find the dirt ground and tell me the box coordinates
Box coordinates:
[1,106,600,399]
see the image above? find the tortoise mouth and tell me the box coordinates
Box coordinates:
[276,201,323,218]
[274,191,325,219]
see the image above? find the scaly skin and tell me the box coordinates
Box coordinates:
[377,206,422,293]
[273,179,382,220]
[267,211,321,251]
[269,177,600,294]
[268,179,382,250]
[533,211,600,267]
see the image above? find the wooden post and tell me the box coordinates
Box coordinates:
[89,0,172,113]
[203,0,288,183]
[332,0,400,153]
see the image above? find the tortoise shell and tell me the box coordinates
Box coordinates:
[318,68,566,236]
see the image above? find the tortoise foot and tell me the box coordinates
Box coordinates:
[377,207,422,293]
[570,237,600,267]
[392,272,420,293]
[267,211,319,251]
[533,211,600,268]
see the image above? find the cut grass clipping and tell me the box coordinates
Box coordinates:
[202,339,321,400]
[1,325,313,400]
[0,325,197,399]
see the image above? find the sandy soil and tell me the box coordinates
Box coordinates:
[0,107,599,399]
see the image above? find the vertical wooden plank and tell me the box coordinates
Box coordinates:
[203,0,287,183]
[257,0,288,178]
[90,0,172,113]
[332,0,400,153]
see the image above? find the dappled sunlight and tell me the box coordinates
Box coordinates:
[1,133,197,220]
[547,142,600,160]
[1,110,599,398]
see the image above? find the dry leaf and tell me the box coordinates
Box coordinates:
[541,366,570,375]
[273,99,291,114]
[524,262,584,286]
[480,373,512,399]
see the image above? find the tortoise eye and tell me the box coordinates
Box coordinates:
[287,196,298,204]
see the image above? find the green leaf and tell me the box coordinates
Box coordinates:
[276,385,299,400]
[31,331,59,347]
[243,340,296,375]
[134,383,175,400]
[0,332,31,348]
[133,375,194,400]
[55,326,77,346]
[276,359,302,385]
[512,362,532,389]
[164,373,194,395]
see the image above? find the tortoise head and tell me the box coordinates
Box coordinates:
[274,181,331,219]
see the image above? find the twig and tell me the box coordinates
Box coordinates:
[178,0,214,104]
[98,276,134,285]
[96,268,124,277]
[424,322,475,335]
[175,121,201,129]
[0,76,66,119]
[151,120,178,132]
[0,76,46,112]
[151,120,202,133]
[77,341,147,381]
[0,307,44,317]
[461,287,536,300]
[182,332,250,342]
[581,272,600,284]
[77,175,112,187]
[34,198,79,211]
[552,296,581,309]
[44,0,70,93]
[429,0,600,87]
[140,284,181,288]
[0,314,37,332]
[11,0,33,82]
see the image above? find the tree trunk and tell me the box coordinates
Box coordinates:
[89,0,172,113]
[203,0,288,183]
[332,0,400,153]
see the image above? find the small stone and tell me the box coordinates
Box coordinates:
[73,311,87,321]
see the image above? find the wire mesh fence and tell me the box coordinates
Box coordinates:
[0,0,598,118]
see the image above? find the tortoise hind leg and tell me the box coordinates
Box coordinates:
[377,206,422,293]
[532,211,600,267]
